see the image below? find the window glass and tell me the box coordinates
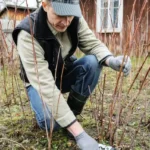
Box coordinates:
[101,9,108,28]
[97,0,123,32]
[110,0,119,28]
[101,0,108,8]
[101,0,108,28]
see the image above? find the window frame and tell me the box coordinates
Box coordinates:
[96,0,123,33]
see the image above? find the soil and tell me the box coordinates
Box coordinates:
[0,57,150,150]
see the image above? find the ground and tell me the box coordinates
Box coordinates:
[0,57,150,150]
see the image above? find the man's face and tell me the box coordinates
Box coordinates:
[42,2,74,32]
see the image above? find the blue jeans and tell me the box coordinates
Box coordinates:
[27,55,102,131]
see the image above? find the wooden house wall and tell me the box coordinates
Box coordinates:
[0,7,32,63]
[80,0,97,30]
[123,0,150,55]
[81,0,150,55]
[0,8,29,20]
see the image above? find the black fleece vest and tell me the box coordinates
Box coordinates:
[12,7,79,83]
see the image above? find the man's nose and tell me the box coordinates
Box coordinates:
[62,16,71,26]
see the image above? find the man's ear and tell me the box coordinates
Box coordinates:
[42,1,48,12]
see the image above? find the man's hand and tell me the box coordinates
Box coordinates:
[67,121,115,150]
[67,121,99,149]
[75,131,99,150]
[106,55,131,76]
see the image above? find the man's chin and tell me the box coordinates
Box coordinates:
[55,26,67,32]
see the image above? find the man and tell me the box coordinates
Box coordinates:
[12,0,131,149]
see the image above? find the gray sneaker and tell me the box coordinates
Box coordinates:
[99,144,116,150]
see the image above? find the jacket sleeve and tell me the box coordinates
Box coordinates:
[17,30,76,127]
[78,17,113,64]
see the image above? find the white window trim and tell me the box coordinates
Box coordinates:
[96,0,123,33]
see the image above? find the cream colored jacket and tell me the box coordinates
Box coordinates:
[17,16,112,127]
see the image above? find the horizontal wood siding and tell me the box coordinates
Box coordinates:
[82,0,150,55]
[80,0,96,30]
[123,0,149,55]
[0,8,33,20]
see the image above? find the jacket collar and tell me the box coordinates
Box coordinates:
[32,7,55,40]
[47,20,58,36]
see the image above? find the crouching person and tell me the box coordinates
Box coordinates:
[12,0,131,149]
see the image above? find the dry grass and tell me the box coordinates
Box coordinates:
[0,0,150,149]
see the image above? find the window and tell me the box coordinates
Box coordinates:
[96,0,123,33]
[3,0,23,5]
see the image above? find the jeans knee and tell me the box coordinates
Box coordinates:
[83,55,99,72]
[37,117,60,131]
[37,117,51,130]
